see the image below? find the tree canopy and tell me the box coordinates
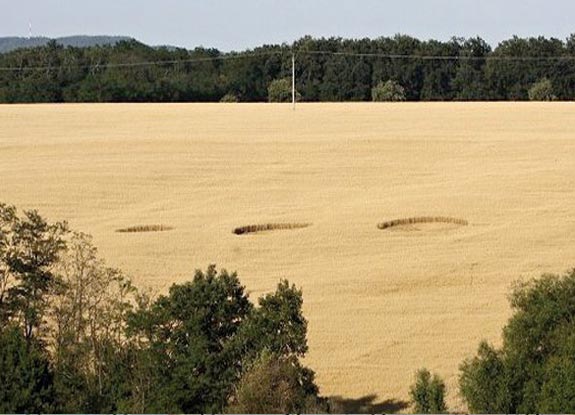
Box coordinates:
[1,35,575,103]
[460,269,575,413]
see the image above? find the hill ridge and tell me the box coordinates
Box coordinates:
[0,35,134,53]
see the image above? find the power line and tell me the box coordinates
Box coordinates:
[0,48,574,72]
[0,50,285,72]
[301,50,575,61]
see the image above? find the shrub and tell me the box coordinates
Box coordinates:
[268,78,301,103]
[372,80,406,102]
[227,350,326,414]
[409,368,447,413]
[528,78,556,101]
[220,92,239,103]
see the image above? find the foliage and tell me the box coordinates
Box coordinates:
[51,232,137,412]
[0,202,68,341]
[0,201,326,413]
[0,204,65,412]
[0,325,55,413]
[452,37,491,100]
[227,350,327,414]
[268,78,300,102]
[1,35,575,102]
[126,267,317,413]
[459,342,510,413]
[528,78,556,101]
[126,264,253,412]
[460,269,575,413]
[220,92,239,103]
[372,80,406,101]
[238,279,308,359]
[409,368,447,413]
[0,35,131,54]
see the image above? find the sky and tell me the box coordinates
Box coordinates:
[2,0,575,51]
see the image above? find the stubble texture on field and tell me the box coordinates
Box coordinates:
[1,102,574,410]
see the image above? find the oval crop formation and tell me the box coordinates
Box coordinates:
[116,225,174,233]
[233,223,311,235]
[377,216,469,230]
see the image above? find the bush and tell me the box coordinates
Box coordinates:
[528,78,556,101]
[409,368,447,413]
[372,80,406,102]
[268,78,301,103]
[227,350,326,414]
[220,92,239,103]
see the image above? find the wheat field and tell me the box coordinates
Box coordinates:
[1,102,574,410]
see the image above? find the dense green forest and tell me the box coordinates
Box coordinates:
[1,34,575,103]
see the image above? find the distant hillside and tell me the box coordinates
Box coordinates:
[0,35,133,53]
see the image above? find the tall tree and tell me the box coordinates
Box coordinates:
[51,232,137,412]
[127,265,253,413]
[0,203,68,341]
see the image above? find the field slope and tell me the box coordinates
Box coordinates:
[1,102,574,410]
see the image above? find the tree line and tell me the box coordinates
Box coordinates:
[2,201,575,413]
[1,34,575,103]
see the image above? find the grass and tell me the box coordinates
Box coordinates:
[377,216,468,230]
[233,223,311,235]
[2,102,575,411]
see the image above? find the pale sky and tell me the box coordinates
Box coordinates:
[2,0,575,51]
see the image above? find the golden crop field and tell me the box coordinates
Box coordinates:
[1,102,575,410]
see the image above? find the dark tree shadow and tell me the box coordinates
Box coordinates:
[329,394,410,414]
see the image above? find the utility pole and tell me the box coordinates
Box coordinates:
[292,53,296,111]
